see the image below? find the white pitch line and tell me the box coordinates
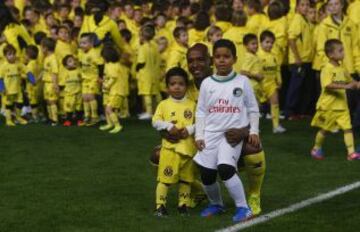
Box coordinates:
[216,181,360,232]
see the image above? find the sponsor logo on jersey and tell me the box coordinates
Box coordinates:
[163,166,173,177]
[233,88,243,97]
[184,109,192,119]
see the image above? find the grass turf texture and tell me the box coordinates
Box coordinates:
[0,118,359,232]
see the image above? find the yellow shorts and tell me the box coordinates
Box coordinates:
[103,94,124,109]
[157,148,196,184]
[26,84,39,105]
[82,80,99,95]
[43,83,58,101]
[311,110,352,131]
[64,92,82,112]
[261,82,277,101]
[3,93,23,106]
[250,80,265,103]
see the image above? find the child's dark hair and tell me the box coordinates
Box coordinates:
[260,30,275,42]
[101,44,120,63]
[120,29,132,43]
[193,11,210,30]
[268,1,285,20]
[41,37,56,52]
[215,4,232,22]
[57,25,70,34]
[231,10,247,26]
[3,44,16,56]
[141,24,155,41]
[80,32,97,46]
[324,39,342,57]
[62,54,75,67]
[243,33,258,45]
[26,45,39,59]
[165,67,189,87]
[213,39,237,57]
[173,26,187,39]
[247,0,263,13]
[34,31,47,45]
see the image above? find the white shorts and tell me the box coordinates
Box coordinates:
[193,131,243,170]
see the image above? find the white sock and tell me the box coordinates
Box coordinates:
[223,174,248,208]
[203,182,223,206]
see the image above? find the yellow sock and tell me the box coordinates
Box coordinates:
[144,95,152,115]
[178,182,191,207]
[50,104,58,122]
[109,112,120,127]
[314,131,325,149]
[244,151,266,197]
[90,99,98,119]
[156,182,169,208]
[58,97,64,115]
[5,109,12,123]
[122,97,129,116]
[83,102,90,119]
[271,104,280,129]
[47,105,52,120]
[32,107,38,119]
[15,108,22,119]
[344,132,355,154]
[106,113,113,126]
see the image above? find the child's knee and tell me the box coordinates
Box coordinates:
[217,164,236,181]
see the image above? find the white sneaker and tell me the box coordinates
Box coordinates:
[138,113,152,120]
[273,125,286,133]
[266,113,285,120]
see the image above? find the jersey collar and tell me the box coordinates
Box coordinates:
[211,70,237,83]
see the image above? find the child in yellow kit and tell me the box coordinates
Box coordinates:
[137,25,161,120]
[0,44,27,126]
[24,45,41,122]
[152,67,197,217]
[41,38,60,125]
[62,55,83,127]
[240,33,264,103]
[78,33,104,126]
[166,27,189,72]
[258,30,286,133]
[99,45,126,134]
[311,39,360,161]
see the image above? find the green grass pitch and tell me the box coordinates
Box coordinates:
[0,118,359,232]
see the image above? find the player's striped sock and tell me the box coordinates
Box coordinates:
[156,182,168,208]
[344,132,355,154]
[271,104,280,129]
[244,151,266,197]
[314,131,325,149]
[178,182,191,207]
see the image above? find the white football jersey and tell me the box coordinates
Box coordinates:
[196,72,259,133]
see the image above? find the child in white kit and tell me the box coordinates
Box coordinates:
[194,39,260,223]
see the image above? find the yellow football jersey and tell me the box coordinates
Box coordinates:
[55,40,75,86]
[214,21,232,33]
[152,97,197,157]
[42,53,59,83]
[223,26,248,69]
[247,13,268,35]
[78,48,103,81]
[137,40,161,82]
[288,13,313,64]
[188,28,206,46]
[258,48,281,90]
[316,16,359,74]
[316,62,351,111]
[103,62,128,96]
[166,42,188,72]
[260,16,288,65]
[3,23,33,55]
[64,68,82,95]
[0,60,25,95]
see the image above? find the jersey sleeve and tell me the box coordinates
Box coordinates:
[243,77,260,134]
[320,66,332,88]
[288,15,302,40]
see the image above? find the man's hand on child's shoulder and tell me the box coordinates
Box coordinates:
[195,140,205,151]
[179,128,189,139]
[248,134,260,148]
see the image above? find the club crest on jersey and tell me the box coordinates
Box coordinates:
[163,166,173,177]
[233,87,243,97]
[184,109,192,119]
